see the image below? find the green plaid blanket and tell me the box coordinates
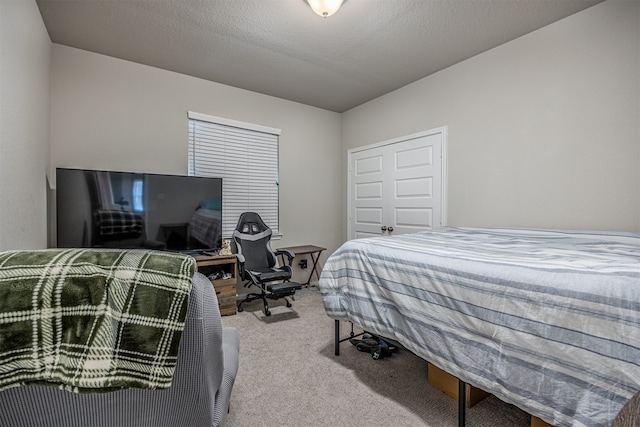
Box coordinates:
[0,248,196,393]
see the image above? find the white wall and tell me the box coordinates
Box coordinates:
[342,0,640,232]
[0,0,51,250]
[49,45,343,282]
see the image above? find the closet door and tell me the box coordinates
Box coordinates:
[350,146,386,239]
[348,128,446,240]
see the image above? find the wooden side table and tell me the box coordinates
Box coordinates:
[277,245,326,287]
[193,254,237,316]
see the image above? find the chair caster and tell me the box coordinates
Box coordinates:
[237,306,244,312]
[286,301,292,308]
[264,310,271,316]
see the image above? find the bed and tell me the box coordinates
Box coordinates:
[319,227,640,427]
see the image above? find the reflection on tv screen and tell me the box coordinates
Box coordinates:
[55,168,223,252]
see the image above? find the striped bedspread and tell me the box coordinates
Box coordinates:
[319,227,640,427]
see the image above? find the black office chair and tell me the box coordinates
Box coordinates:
[233,212,302,316]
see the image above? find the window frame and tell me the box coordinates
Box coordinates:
[187,111,282,239]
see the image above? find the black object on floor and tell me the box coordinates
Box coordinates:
[349,333,398,360]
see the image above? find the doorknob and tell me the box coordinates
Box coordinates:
[388,226,394,232]
[381,226,387,231]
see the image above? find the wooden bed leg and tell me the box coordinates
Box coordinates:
[458,378,466,427]
[334,320,340,356]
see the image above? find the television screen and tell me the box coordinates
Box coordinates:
[55,168,223,252]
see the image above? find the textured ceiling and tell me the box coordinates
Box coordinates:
[36,0,603,113]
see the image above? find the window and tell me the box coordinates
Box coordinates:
[187,111,281,238]
[132,179,144,212]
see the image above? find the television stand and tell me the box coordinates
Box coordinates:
[193,254,237,316]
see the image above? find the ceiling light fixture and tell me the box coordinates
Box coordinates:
[306,0,344,18]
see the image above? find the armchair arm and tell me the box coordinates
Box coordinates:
[275,249,294,265]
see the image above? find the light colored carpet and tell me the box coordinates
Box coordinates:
[221,286,531,427]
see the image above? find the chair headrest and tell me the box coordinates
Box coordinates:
[241,222,263,234]
[234,212,269,235]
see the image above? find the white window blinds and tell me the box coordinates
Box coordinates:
[188,112,280,238]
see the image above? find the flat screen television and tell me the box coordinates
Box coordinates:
[55,168,223,253]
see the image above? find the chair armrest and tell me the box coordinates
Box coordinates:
[275,249,294,265]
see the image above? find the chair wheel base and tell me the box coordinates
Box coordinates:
[236,287,299,317]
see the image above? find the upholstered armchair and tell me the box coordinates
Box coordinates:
[0,271,240,427]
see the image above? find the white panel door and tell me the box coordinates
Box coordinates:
[348,128,445,240]
[390,133,442,235]
[350,150,385,239]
